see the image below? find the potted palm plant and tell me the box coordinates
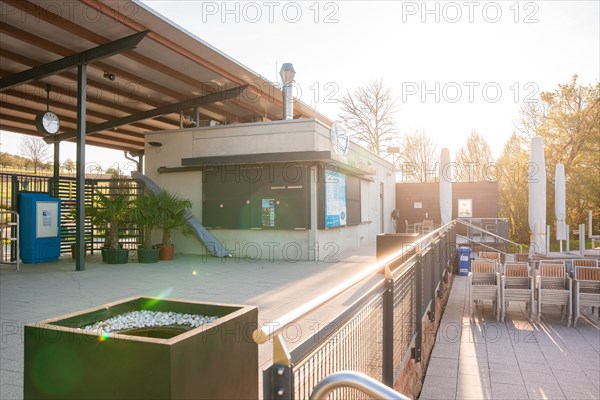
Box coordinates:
[131,191,160,263]
[155,190,192,260]
[86,190,131,264]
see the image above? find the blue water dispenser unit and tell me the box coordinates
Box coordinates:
[19,192,61,263]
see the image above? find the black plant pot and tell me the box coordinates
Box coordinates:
[103,248,129,264]
[138,248,160,263]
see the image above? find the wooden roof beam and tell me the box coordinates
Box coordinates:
[0,31,148,91]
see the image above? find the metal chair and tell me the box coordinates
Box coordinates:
[502,262,535,322]
[468,259,500,321]
[514,253,529,263]
[541,259,574,274]
[479,251,500,262]
[573,266,600,327]
[405,220,415,234]
[422,219,434,234]
[573,259,599,313]
[537,262,572,326]
[572,259,599,268]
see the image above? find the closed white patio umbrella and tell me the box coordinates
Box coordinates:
[439,148,452,226]
[529,137,547,255]
[555,163,567,252]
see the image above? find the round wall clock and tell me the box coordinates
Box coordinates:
[35,111,60,135]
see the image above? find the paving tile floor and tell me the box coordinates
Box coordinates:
[2,252,599,400]
[420,276,600,400]
[0,248,377,400]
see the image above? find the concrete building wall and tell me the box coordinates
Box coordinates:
[191,119,317,157]
[144,119,395,260]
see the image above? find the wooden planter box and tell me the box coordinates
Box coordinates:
[24,297,258,399]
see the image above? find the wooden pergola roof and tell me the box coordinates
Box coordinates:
[0,0,331,153]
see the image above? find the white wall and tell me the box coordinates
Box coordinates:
[192,119,317,157]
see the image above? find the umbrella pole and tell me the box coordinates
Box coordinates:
[559,240,562,253]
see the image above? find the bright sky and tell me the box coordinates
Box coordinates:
[1,0,598,169]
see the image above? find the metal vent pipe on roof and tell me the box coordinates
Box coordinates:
[280,63,296,120]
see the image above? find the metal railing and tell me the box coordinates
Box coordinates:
[456,218,522,254]
[0,211,19,269]
[259,222,456,399]
[455,234,512,256]
[309,371,410,400]
[1,173,51,262]
[0,173,144,261]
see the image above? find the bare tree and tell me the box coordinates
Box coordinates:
[62,158,75,174]
[454,130,494,182]
[398,131,439,182]
[338,79,398,156]
[19,136,50,174]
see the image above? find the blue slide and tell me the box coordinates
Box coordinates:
[131,172,231,258]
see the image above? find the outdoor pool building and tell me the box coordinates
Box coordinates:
[0,1,396,264]
[145,118,396,261]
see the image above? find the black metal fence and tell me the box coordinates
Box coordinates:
[260,223,456,399]
[0,172,143,264]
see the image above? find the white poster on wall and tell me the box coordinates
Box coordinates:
[36,201,59,238]
[324,170,347,227]
[458,199,473,218]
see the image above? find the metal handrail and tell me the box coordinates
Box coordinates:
[457,217,508,223]
[455,218,522,253]
[0,210,20,270]
[456,234,511,256]
[309,371,411,400]
[253,222,455,344]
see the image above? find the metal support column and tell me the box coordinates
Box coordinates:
[75,64,86,271]
[52,138,60,196]
[412,254,423,362]
[308,166,319,261]
[427,250,436,322]
[264,335,294,400]
[382,266,394,386]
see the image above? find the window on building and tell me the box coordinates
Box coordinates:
[346,175,361,225]
[202,164,310,230]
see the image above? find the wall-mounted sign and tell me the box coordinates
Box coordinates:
[36,201,59,238]
[325,170,347,227]
[413,202,422,209]
[262,199,275,227]
[458,199,473,218]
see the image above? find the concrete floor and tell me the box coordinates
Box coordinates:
[0,248,377,400]
[420,276,600,400]
[2,251,599,400]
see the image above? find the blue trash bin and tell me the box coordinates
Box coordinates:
[457,246,471,276]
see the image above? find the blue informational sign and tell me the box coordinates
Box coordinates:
[262,198,275,227]
[324,170,347,228]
